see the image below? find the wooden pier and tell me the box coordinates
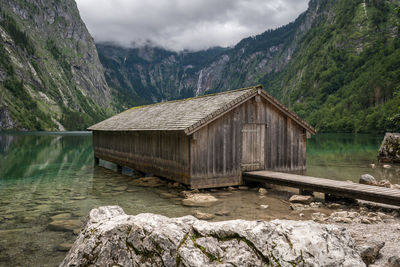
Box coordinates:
[243,171,400,206]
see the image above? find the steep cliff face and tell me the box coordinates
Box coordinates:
[0,0,113,130]
[99,0,400,133]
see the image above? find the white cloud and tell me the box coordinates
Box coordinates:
[76,0,308,51]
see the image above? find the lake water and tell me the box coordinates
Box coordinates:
[0,132,399,266]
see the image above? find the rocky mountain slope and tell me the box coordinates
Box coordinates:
[0,0,114,130]
[99,0,400,133]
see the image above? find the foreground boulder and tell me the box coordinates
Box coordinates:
[359,174,377,186]
[60,206,365,267]
[378,133,400,163]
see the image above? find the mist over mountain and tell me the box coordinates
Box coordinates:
[98,0,400,133]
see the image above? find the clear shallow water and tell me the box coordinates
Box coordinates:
[306,133,400,184]
[0,132,399,266]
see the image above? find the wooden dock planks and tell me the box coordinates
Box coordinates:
[243,171,400,206]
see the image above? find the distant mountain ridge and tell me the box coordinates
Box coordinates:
[0,0,399,133]
[0,0,115,130]
[98,0,400,133]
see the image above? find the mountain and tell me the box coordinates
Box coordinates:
[98,0,400,133]
[0,0,114,130]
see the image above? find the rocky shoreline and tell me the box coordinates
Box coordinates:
[61,206,367,266]
[49,173,400,266]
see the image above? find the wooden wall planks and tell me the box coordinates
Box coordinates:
[93,95,308,189]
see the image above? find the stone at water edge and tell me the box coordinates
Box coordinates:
[258,188,268,195]
[359,174,378,186]
[357,241,385,265]
[378,179,392,188]
[387,256,400,267]
[60,206,366,267]
[378,133,400,163]
[289,194,314,204]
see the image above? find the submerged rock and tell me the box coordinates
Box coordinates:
[48,220,82,232]
[359,174,377,186]
[182,193,218,207]
[131,177,166,187]
[50,213,72,221]
[258,188,268,195]
[192,210,215,220]
[215,210,230,216]
[378,133,400,163]
[57,243,73,252]
[61,206,366,267]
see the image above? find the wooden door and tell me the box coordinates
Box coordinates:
[241,124,265,171]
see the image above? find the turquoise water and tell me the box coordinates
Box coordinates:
[0,132,399,266]
[306,133,400,184]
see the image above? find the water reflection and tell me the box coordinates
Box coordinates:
[307,133,400,184]
[0,132,399,267]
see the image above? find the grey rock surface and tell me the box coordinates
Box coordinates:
[378,133,400,163]
[387,256,400,267]
[60,206,366,267]
[357,241,385,265]
[360,174,378,185]
[289,194,313,204]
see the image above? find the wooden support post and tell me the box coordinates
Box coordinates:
[117,165,123,172]
[299,189,314,196]
[94,157,99,165]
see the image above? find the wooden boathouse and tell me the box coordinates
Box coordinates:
[88,85,316,189]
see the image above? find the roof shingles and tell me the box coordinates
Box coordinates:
[88,86,255,132]
[88,85,316,134]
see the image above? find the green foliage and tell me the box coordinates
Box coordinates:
[263,0,400,133]
[3,77,55,130]
[0,42,14,75]
[0,12,34,55]
[46,39,72,80]
[60,107,93,130]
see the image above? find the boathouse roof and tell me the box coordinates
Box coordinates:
[88,85,316,135]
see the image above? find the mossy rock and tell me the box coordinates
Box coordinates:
[378,133,400,163]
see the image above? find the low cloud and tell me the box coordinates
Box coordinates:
[76,0,308,51]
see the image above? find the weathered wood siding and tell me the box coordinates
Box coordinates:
[241,123,265,171]
[190,95,306,188]
[93,130,190,184]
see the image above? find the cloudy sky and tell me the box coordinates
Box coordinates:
[76,0,309,51]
